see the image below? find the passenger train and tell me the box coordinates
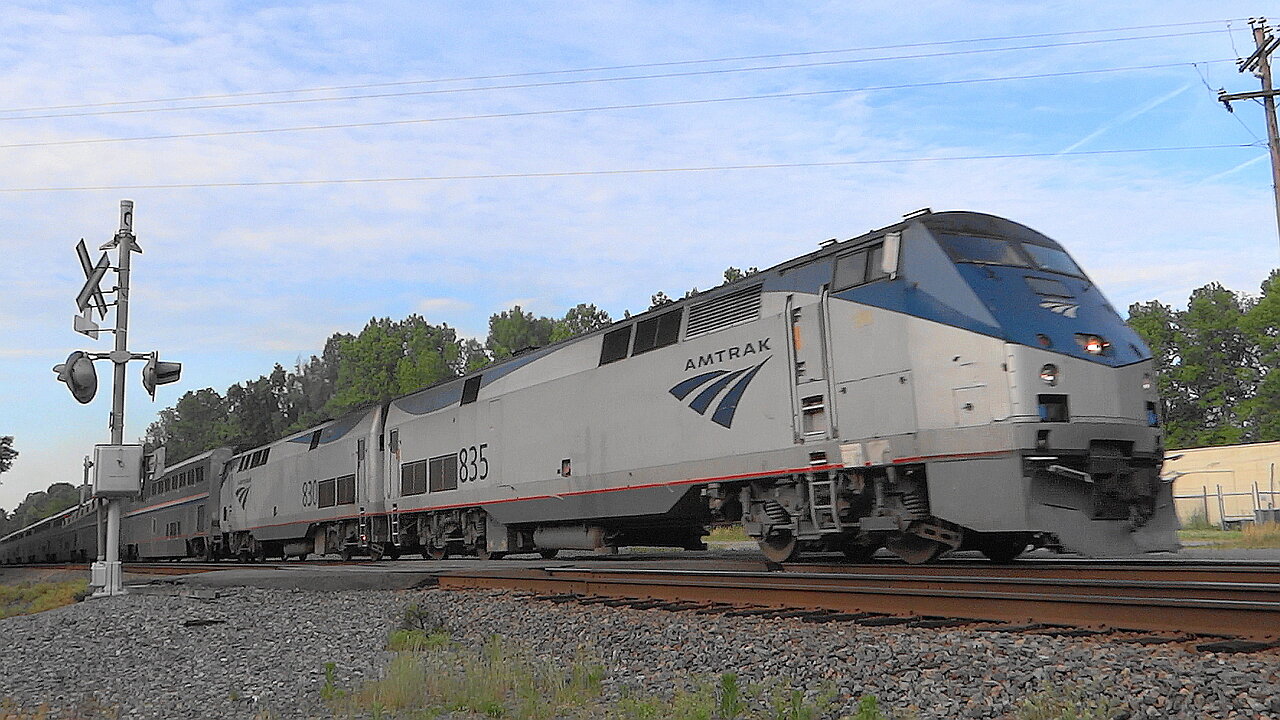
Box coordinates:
[1,210,1178,566]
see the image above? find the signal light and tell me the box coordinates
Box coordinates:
[53,350,98,404]
[141,351,181,399]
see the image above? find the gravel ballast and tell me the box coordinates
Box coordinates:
[1,584,1278,719]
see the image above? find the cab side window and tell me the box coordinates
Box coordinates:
[833,242,887,290]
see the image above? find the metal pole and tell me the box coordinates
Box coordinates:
[1217,483,1227,530]
[99,200,133,597]
[1203,485,1210,523]
[1252,20,1280,245]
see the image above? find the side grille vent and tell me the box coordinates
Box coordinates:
[686,284,763,340]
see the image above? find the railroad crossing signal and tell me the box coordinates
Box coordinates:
[141,351,181,399]
[74,239,111,319]
[53,350,98,404]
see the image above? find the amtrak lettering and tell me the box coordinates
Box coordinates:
[669,356,771,428]
[683,338,771,372]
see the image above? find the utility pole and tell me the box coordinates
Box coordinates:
[1220,18,1280,245]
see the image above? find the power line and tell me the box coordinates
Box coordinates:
[0,60,1232,151]
[0,144,1257,193]
[0,19,1243,115]
[0,30,1229,122]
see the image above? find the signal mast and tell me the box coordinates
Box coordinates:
[53,201,182,596]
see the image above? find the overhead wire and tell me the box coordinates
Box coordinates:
[0,60,1235,150]
[0,19,1243,116]
[0,29,1232,122]
[0,143,1258,193]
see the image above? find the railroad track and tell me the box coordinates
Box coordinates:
[437,564,1280,644]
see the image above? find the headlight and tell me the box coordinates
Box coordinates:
[1142,373,1153,391]
[1039,363,1059,386]
[1075,334,1110,355]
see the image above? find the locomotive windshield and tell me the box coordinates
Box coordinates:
[936,233,1083,278]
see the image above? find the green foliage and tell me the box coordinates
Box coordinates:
[1180,511,1217,531]
[320,661,345,702]
[649,291,674,310]
[1127,271,1280,449]
[722,266,759,284]
[717,673,742,719]
[551,303,612,343]
[1,483,83,536]
[1014,687,1118,720]
[0,580,89,619]
[486,306,558,361]
[0,435,16,474]
[851,695,889,720]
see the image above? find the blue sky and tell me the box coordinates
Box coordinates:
[1,1,1276,511]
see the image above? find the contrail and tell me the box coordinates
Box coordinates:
[1197,153,1267,184]
[1058,82,1193,154]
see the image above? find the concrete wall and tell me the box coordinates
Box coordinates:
[1165,441,1280,526]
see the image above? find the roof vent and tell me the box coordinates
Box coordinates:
[686,284,763,340]
[903,207,932,219]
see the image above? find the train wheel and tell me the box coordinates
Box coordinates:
[885,533,946,565]
[426,544,448,561]
[339,545,355,562]
[758,531,799,563]
[297,553,309,562]
[538,549,560,560]
[975,534,1028,564]
[476,547,506,561]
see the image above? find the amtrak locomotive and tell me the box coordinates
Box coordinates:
[2,210,1177,566]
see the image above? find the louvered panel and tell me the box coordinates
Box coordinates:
[685,284,763,339]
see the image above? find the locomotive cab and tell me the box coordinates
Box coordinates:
[819,211,1175,560]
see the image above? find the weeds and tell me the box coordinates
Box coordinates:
[335,609,843,719]
[1222,521,1280,548]
[1,696,119,719]
[850,695,890,720]
[1180,511,1217,531]
[0,581,89,620]
[1014,687,1119,720]
[707,525,750,543]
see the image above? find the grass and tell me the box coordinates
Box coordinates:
[1013,687,1120,720]
[330,608,845,719]
[1,697,119,719]
[1178,521,1280,548]
[707,524,751,544]
[0,580,89,620]
[1216,521,1280,548]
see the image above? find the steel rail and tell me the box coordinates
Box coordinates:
[786,561,1280,585]
[437,566,1280,640]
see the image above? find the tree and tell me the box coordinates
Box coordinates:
[7,483,81,529]
[649,291,674,310]
[1128,300,1197,448]
[551,303,611,342]
[1242,270,1280,441]
[327,315,466,415]
[144,388,233,462]
[1177,282,1258,446]
[722,266,759,284]
[0,436,16,474]
[485,306,557,360]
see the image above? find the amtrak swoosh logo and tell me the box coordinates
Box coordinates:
[669,356,771,428]
[1039,299,1079,318]
[235,486,250,510]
